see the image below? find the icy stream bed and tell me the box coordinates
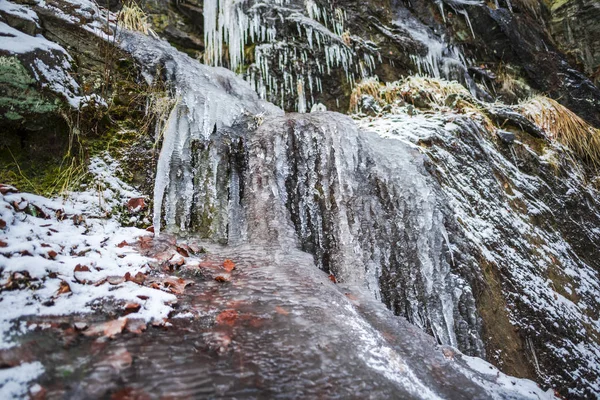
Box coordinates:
[4,237,554,399]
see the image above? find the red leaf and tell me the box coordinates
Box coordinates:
[216,309,238,326]
[163,276,193,294]
[74,264,91,272]
[127,197,146,213]
[223,259,235,272]
[328,274,337,284]
[275,306,289,316]
[83,318,128,338]
[175,245,190,258]
[125,272,146,285]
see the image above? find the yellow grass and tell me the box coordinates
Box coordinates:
[118,2,154,35]
[520,96,600,165]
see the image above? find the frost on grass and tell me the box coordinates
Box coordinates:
[0,156,176,350]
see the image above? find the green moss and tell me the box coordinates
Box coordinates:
[0,56,61,118]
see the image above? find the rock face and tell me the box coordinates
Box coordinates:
[545,0,600,86]
[2,0,600,397]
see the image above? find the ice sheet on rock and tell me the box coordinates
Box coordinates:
[240,112,473,351]
[117,30,282,236]
[357,108,600,396]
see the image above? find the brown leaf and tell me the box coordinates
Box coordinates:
[57,281,71,295]
[145,226,155,233]
[125,272,146,285]
[46,250,58,259]
[214,275,229,283]
[0,184,18,195]
[0,240,7,248]
[127,197,146,213]
[102,348,132,370]
[216,309,238,326]
[138,236,153,250]
[163,277,193,294]
[344,293,359,302]
[73,322,88,330]
[136,295,149,301]
[125,319,147,334]
[223,259,235,272]
[328,274,337,284]
[74,264,91,272]
[107,276,125,285]
[117,240,129,248]
[169,254,185,268]
[83,319,127,339]
[123,302,141,315]
[175,245,190,258]
[275,306,289,316]
[0,219,6,230]
[29,383,46,400]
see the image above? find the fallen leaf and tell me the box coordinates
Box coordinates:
[136,294,149,301]
[102,348,132,370]
[127,197,146,213]
[169,254,185,268]
[57,281,71,295]
[145,226,155,233]
[0,184,18,195]
[125,319,147,334]
[215,275,229,283]
[46,250,58,259]
[328,274,337,284]
[29,383,46,400]
[83,319,127,339]
[163,277,193,294]
[123,302,141,315]
[74,264,91,272]
[107,276,125,285]
[125,271,146,285]
[223,259,235,272]
[0,219,6,229]
[117,240,129,248]
[0,240,7,248]
[345,293,359,302]
[175,245,190,257]
[73,322,88,330]
[275,306,289,316]
[216,309,238,326]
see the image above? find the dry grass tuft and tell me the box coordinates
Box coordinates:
[520,96,600,166]
[398,76,470,107]
[118,2,155,36]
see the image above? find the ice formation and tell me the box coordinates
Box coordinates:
[203,0,377,111]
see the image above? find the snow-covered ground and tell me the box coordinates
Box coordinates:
[0,156,175,397]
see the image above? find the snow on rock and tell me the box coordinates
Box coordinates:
[356,102,600,397]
